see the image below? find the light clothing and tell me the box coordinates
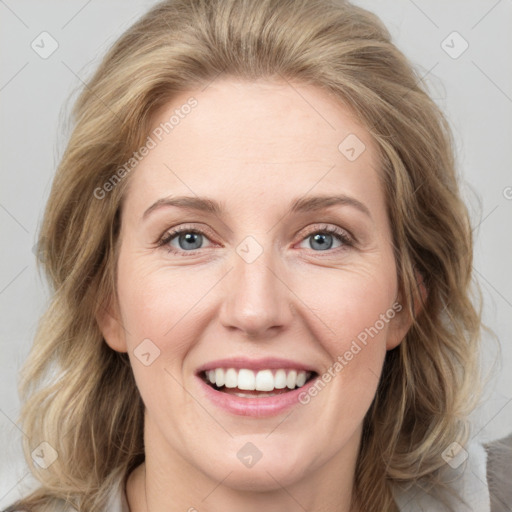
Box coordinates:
[104,476,129,512]
[393,436,492,511]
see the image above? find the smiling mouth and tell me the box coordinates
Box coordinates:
[200,368,318,398]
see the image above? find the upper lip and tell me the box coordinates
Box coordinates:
[196,357,318,374]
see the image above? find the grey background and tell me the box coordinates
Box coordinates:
[1,0,511,506]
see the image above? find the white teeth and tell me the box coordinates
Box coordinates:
[255,369,274,391]
[215,368,225,387]
[286,370,297,389]
[224,368,238,388]
[204,368,311,392]
[274,369,287,389]
[238,369,256,390]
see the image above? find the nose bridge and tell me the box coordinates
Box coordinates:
[219,235,292,337]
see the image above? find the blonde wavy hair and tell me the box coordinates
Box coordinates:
[6,0,482,511]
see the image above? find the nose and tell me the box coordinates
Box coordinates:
[218,241,294,339]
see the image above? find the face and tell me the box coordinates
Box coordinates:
[99,78,411,494]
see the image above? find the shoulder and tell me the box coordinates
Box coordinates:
[484,432,512,510]
[104,473,130,512]
[2,473,129,512]
[392,434,508,512]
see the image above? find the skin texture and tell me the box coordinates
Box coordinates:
[98,78,413,512]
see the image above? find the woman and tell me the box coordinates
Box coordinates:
[4,0,502,510]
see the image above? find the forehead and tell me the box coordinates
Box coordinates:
[122,78,386,223]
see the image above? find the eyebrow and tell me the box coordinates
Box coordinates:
[142,194,372,220]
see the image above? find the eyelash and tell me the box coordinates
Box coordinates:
[156,223,355,256]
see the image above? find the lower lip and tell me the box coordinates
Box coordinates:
[196,374,318,417]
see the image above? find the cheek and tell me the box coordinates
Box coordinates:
[116,264,198,425]
[114,254,196,394]
[289,264,396,409]
[292,262,397,353]
[116,246,202,340]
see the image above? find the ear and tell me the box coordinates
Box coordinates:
[96,294,128,353]
[386,268,428,351]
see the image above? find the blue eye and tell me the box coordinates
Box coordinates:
[157,224,353,255]
[306,232,340,251]
[159,228,211,254]
[299,226,353,252]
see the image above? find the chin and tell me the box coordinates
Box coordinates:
[193,441,315,492]
[214,460,309,492]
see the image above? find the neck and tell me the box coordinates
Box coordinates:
[126,417,362,512]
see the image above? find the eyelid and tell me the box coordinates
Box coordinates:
[156,223,217,251]
[156,222,356,254]
[298,223,355,245]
